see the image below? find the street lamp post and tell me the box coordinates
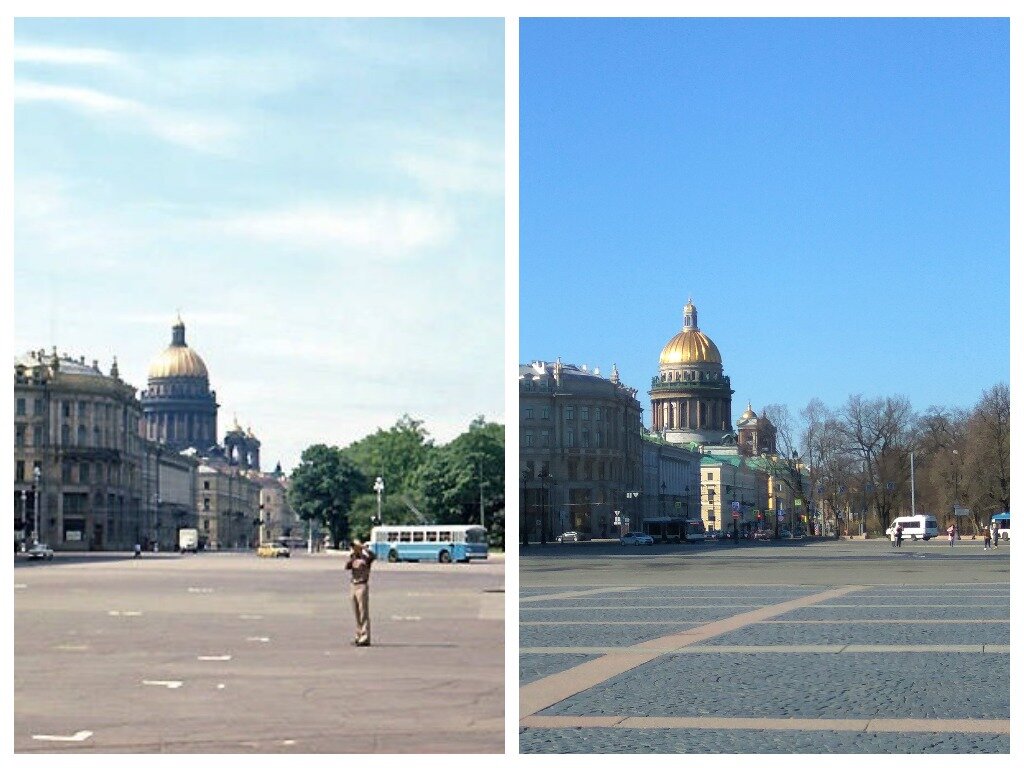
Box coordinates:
[538,467,549,546]
[33,465,41,545]
[20,489,27,550]
[478,457,485,529]
[521,469,530,547]
[373,476,385,526]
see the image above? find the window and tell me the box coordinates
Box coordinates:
[203,481,210,491]
[16,461,24,482]
[63,402,71,418]
[525,460,535,477]
[93,426,101,446]
[596,431,602,447]
[565,406,574,420]
[581,406,589,420]
[540,430,550,447]
[581,430,590,448]
[16,427,25,448]
[16,398,26,416]
[77,425,86,445]
[80,464,90,483]
[426,531,438,542]
[566,430,574,448]
[204,519,210,531]
[523,432,534,447]
[598,462,605,480]
[399,531,412,542]
[438,530,453,542]
[78,402,87,419]
[584,461,593,480]
[707,472,713,480]
[541,406,551,419]
[387,531,400,543]
[203,498,211,511]
[34,398,44,415]
[595,407,601,421]
[412,531,425,542]
[62,462,72,482]
[568,460,578,480]
[524,408,534,420]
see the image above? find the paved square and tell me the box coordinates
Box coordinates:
[520,538,1010,753]
[14,550,504,753]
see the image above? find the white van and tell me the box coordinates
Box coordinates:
[886,514,939,542]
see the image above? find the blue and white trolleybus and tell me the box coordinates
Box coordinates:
[369,524,489,563]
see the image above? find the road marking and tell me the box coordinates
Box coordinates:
[766,619,1009,624]
[282,740,296,745]
[520,585,865,719]
[390,615,422,621]
[520,715,1011,735]
[239,614,263,620]
[521,644,1009,654]
[54,644,89,651]
[107,610,143,616]
[521,604,768,611]
[246,636,271,642]
[217,684,226,689]
[198,655,232,661]
[805,603,1008,608]
[520,587,642,603]
[523,621,704,626]
[32,730,93,742]
[14,583,27,589]
[143,680,183,689]
[187,587,214,593]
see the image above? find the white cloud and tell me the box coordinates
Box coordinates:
[15,78,238,153]
[394,138,503,197]
[217,201,454,257]
[15,43,126,67]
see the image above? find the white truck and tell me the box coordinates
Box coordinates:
[178,528,199,553]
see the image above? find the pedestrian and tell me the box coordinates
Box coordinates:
[983,526,991,550]
[895,524,903,549]
[992,523,999,548]
[947,523,956,547]
[345,538,375,647]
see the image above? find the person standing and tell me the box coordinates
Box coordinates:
[345,538,375,647]
[992,523,999,548]
[895,524,903,549]
[947,523,956,547]
[983,526,992,550]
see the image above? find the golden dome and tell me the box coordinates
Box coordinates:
[741,403,757,420]
[147,318,209,379]
[148,345,209,379]
[659,299,722,365]
[659,330,722,365]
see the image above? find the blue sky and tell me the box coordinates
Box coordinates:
[14,18,504,470]
[519,18,1009,425]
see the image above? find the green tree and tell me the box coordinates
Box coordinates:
[411,417,505,547]
[341,415,434,495]
[287,444,366,548]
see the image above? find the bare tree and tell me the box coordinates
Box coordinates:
[963,384,1010,528]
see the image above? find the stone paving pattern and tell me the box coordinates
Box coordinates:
[539,652,1008,720]
[519,727,1010,754]
[521,622,704,648]
[520,653,601,684]
[699,622,1010,646]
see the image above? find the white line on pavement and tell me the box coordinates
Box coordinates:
[143,680,183,689]
[391,615,422,621]
[32,730,93,742]
[187,587,214,593]
[14,583,27,589]
[246,636,271,642]
[239,614,263,620]
[107,610,143,616]
[197,655,232,661]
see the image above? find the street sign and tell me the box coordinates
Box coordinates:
[795,499,803,507]
[730,501,741,512]
[623,517,630,524]
[886,482,896,492]
[777,512,785,520]
[732,512,739,519]
[953,506,971,517]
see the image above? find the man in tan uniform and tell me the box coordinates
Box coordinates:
[345,539,375,646]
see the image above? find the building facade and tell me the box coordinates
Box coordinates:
[14,350,144,550]
[196,461,261,550]
[649,300,735,446]
[141,443,199,550]
[256,466,298,542]
[736,403,778,458]
[641,435,702,526]
[519,360,643,542]
[699,454,769,534]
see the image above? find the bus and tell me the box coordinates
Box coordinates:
[369,525,489,563]
[642,516,706,543]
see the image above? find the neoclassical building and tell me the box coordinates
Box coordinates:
[650,300,735,445]
[13,349,144,550]
[519,359,643,541]
[140,317,219,452]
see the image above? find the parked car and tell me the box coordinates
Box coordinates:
[26,542,54,560]
[257,542,291,558]
[619,532,654,546]
[556,531,582,543]
[780,530,794,539]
